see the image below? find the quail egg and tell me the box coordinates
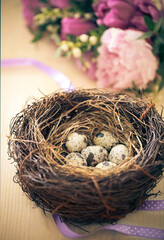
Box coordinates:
[66,132,88,152]
[93,130,118,150]
[95,161,117,170]
[65,152,87,166]
[81,146,108,166]
[108,144,129,164]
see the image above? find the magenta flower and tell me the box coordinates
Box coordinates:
[23,8,35,27]
[49,0,70,9]
[61,18,96,39]
[22,0,46,28]
[93,0,160,31]
[96,28,158,90]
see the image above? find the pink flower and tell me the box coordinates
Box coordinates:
[61,18,96,39]
[96,28,158,90]
[49,0,70,9]
[93,0,160,31]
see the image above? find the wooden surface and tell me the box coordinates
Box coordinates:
[1,0,164,240]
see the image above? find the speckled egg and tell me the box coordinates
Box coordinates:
[81,146,108,166]
[95,161,117,170]
[65,152,87,166]
[108,144,129,164]
[93,130,118,150]
[66,132,88,152]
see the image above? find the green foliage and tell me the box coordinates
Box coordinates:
[157,62,164,91]
[39,0,48,3]
[144,15,155,31]
[32,30,43,42]
[68,0,94,13]
[138,16,164,92]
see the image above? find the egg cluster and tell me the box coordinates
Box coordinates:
[65,130,129,170]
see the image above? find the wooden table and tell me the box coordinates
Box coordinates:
[1,0,164,239]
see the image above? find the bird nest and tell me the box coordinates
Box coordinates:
[8,89,164,224]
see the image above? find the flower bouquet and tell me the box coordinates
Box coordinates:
[22,0,164,92]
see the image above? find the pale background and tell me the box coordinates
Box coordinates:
[1,0,164,240]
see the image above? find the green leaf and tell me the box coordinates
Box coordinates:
[158,78,164,92]
[137,31,154,40]
[157,61,164,78]
[144,16,155,31]
[156,62,164,91]
[32,31,43,42]
[153,17,163,33]
[157,35,164,44]
[152,37,161,55]
[66,34,77,42]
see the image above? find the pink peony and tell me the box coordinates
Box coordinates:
[61,18,96,40]
[93,0,161,31]
[49,0,70,9]
[96,28,158,90]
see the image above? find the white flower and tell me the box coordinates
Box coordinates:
[61,43,69,52]
[89,36,98,45]
[79,34,89,42]
[72,48,82,58]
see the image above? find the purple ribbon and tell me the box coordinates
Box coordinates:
[53,214,164,239]
[137,200,164,211]
[1,58,74,90]
[2,58,164,239]
[53,200,164,239]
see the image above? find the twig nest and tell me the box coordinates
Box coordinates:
[81,146,108,166]
[65,153,87,167]
[95,161,117,170]
[93,130,118,150]
[8,89,164,224]
[108,144,129,164]
[66,132,88,152]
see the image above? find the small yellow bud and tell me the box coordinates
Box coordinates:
[53,8,60,14]
[89,36,98,45]
[51,16,56,21]
[85,61,91,69]
[67,41,74,47]
[41,7,47,13]
[37,18,46,25]
[61,43,69,52]
[72,48,82,58]
[79,34,89,42]
[84,13,92,20]
[74,12,81,18]
[46,25,55,32]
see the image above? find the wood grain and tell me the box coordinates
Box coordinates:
[1,0,164,240]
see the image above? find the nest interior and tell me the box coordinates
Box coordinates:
[8,89,164,224]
